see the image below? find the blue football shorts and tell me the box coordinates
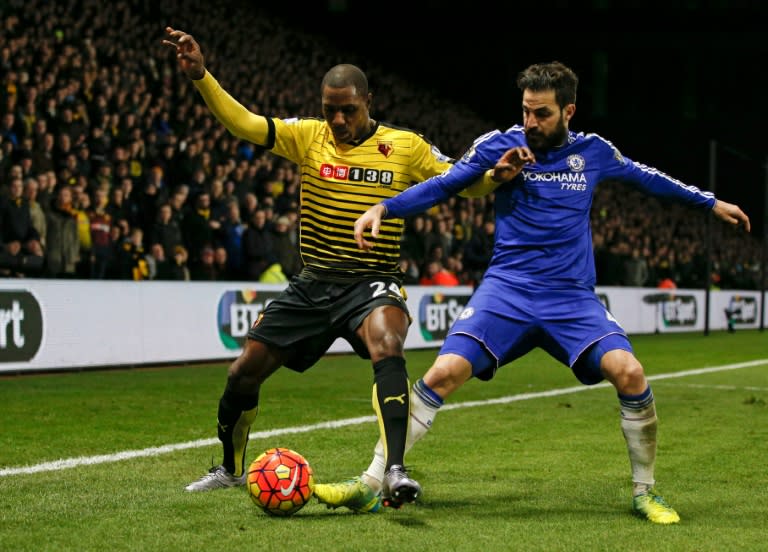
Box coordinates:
[439,274,633,385]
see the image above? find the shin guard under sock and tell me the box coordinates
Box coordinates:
[363,378,443,491]
[217,387,259,476]
[618,386,657,492]
[371,356,409,471]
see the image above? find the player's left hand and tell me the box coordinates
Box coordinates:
[713,200,751,232]
[491,146,536,182]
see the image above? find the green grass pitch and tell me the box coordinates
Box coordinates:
[1,330,766,551]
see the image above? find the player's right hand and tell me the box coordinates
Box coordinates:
[354,204,387,251]
[491,146,536,182]
[162,27,206,80]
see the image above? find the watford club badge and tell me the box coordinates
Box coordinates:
[377,141,393,158]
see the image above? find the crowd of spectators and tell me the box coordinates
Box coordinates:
[0,0,764,290]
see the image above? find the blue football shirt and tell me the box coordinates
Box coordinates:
[383,125,715,290]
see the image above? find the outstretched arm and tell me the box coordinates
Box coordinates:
[712,199,751,232]
[162,27,271,146]
[459,146,536,198]
[354,146,534,251]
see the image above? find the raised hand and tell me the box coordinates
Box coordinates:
[162,27,206,80]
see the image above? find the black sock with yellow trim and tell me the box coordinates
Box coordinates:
[372,356,410,471]
[217,385,259,477]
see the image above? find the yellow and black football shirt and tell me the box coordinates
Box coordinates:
[195,71,458,280]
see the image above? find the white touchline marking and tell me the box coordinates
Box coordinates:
[1,358,766,477]
[0,416,376,477]
[654,383,768,392]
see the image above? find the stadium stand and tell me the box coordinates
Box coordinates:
[0,0,763,289]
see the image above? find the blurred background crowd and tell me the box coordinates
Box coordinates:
[0,0,764,289]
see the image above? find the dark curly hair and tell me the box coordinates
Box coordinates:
[516,61,578,108]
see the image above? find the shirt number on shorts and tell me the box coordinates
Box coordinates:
[370,281,402,298]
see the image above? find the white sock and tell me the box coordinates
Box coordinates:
[619,394,657,496]
[362,381,441,493]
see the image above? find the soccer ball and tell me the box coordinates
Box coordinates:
[247,447,314,516]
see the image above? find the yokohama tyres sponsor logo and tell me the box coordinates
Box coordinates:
[522,170,587,183]
[0,290,43,362]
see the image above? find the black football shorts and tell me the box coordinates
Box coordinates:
[247,273,409,372]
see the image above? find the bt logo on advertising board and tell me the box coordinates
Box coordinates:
[0,291,43,362]
[418,293,471,342]
[217,289,282,350]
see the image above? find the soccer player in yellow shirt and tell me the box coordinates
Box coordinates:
[164,27,499,510]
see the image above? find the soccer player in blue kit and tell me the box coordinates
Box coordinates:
[319,61,751,523]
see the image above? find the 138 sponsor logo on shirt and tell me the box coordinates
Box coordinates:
[319,164,394,187]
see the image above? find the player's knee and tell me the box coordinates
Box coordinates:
[227,364,259,392]
[227,340,277,389]
[363,305,408,357]
[575,333,636,386]
[602,350,645,392]
[367,329,406,359]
